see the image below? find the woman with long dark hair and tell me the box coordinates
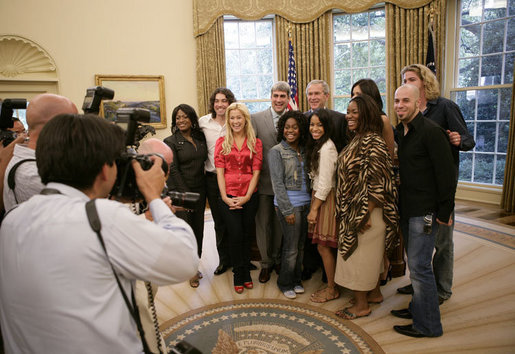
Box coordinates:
[351,79,396,284]
[164,104,207,288]
[305,108,340,303]
[351,79,395,159]
[334,94,399,319]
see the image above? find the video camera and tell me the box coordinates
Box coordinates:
[110,107,200,208]
[110,108,160,201]
[0,98,27,147]
[82,86,114,115]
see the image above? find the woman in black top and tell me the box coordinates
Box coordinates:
[164,104,208,287]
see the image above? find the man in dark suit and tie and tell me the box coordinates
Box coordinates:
[251,81,290,283]
[304,80,348,152]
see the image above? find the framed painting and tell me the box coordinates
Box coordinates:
[94,75,167,129]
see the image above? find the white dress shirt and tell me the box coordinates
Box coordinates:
[310,139,338,201]
[0,182,199,353]
[2,143,43,212]
[199,113,226,173]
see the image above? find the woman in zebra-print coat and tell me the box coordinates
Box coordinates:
[334,94,399,320]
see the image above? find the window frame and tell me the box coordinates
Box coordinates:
[331,7,387,113]
[443,0,513,203]
[223,16,277,112]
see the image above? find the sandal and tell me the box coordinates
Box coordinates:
[310,287,340,303]
[335,307,371,320]
[189,274,200,288]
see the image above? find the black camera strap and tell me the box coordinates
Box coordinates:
[7,158,36,204]
[85,199,152,354]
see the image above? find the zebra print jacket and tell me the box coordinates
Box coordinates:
[335,132,399,260]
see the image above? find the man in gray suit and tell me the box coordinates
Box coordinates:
[251,81,290,283]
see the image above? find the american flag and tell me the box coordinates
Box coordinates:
[287,38,298,111]
[426,21,436,75]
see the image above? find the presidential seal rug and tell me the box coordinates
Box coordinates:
[160,299,383,353]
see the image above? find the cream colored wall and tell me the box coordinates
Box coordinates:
[0,0,197,140]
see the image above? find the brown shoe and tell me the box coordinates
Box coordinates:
[259,268,271,283]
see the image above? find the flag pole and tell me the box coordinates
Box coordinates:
[287,24,299,111]
[426,5,436,75]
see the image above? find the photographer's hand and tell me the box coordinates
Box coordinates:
[0,134,27,211]
[132,156,166,204]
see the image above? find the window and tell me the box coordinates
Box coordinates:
[332,9,386,113]
[14,108,27,128]
[452,0,514,185]
[224,18,275,113]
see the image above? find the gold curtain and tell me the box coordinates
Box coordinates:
[276,13,332,112]
[193,0,434,36]
[195,17,226,117]
[501,68,515,212]
[385,0,446,124]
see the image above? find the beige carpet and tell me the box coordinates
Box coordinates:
[155,211,515,353]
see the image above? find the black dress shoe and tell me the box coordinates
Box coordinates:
[397,284,414,295]
[274,264,281,274]
[259,268,271,283]
[393,324,440,338]
[390,308,412,319]
[214,264,228,275]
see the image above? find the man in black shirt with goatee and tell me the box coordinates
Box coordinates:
[390,84,456,338]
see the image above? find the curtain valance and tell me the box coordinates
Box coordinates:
[193,0,434,36]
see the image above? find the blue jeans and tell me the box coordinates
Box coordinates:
[433,213,454,300]
[276,205,309,292]
[402,216,443,337]
[218,193,259,285]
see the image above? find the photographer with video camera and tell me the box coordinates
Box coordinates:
[0,113,199,353]
[2,93,78,212]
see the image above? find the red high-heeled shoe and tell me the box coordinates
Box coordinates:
[234,285,244,294]
[243,281,253,289]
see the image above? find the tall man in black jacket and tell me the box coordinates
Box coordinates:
[391,84,456,338]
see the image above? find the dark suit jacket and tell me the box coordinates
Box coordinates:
[305,109,348,153]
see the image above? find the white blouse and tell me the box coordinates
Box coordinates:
[310,139,338,201]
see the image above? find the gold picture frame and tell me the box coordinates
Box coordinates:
[95,74,167,129]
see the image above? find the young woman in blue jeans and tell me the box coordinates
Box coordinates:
[268,111,311,299]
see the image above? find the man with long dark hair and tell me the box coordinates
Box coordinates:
[199,87,237,275]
